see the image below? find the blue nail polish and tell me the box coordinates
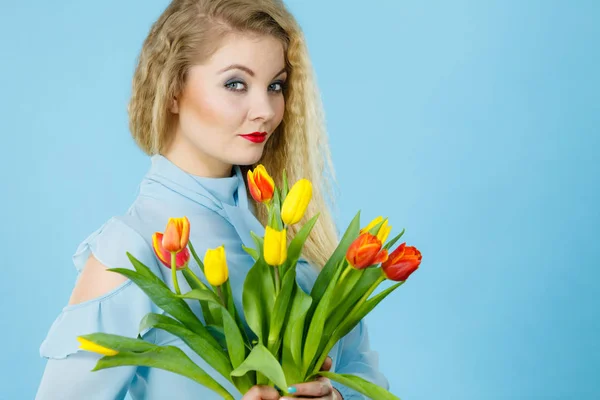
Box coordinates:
[287,386,297,394]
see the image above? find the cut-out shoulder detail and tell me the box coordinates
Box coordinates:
[68,254,129,306]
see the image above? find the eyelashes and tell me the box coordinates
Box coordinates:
[224,79,286,94]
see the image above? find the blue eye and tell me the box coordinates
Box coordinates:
[269,81,285,93]
[225,80,246,92]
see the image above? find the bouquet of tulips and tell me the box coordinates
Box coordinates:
[76,165,422,399]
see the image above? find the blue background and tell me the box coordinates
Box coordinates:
[2,1,598,399]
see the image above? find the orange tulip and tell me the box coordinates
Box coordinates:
[247,165,275,203]
[345,232,389,270]
[162,217,190,253]
[152,232,190,270]
[382,243,422,281]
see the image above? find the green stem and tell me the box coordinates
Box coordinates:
[217,286,227,308]
[184,266,209,290]
[338,264,352,286]
[310,274,386,376]
[187,241,204,273]
[274,266,281,295]
[171,252,181,295]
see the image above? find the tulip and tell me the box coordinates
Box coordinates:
[360,216,383,234]
[281,179,312,225]
[247,165,275,203]
[382,243,422,281]
[162,217,190,253]
[264,226,287,266]
[360,216,392,244]
[346,232,389,269]
[152,232,190,270]
[77,337,118,356]
[204,245,229,287]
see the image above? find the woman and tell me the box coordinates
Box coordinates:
[36,0,389,398]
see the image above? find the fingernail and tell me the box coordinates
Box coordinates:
[287,386,297,394]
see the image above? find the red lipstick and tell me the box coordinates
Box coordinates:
[240,131,267,143]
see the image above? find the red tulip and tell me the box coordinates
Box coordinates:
[162,217,190,253]
[247,165,275,203]
[381,243,422,281]
[152,232,190,270]
[346,232,389,270]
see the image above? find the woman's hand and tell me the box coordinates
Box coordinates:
[241,385,281,400]
[281,357,343,400]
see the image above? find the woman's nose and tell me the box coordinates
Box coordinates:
[248,92,277,122]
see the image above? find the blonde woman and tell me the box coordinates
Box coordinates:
[36,1,389,399]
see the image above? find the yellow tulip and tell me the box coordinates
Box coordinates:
[376,219,392,244]
[264,226,287,266]
[281,179,312,225]
[360,216,383,234]
[204,245,229,286]
[77,337,118,356]
[360,216,391,244]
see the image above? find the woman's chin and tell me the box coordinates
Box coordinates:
[231,150,264,166]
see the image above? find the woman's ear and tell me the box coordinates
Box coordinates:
[170,96,179,113]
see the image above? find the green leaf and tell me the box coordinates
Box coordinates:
[281,214,319,277]
[124,252,168,286]
[180,289,250,375]
[231,344,288,393]
[242,260,275,345]
[282,170,289,201]
[179,288,222,305]
[242,245,259,261]
[138,313,233,381]
[270,188,283,230]
[326,268,382,331]
[223,280,251,346]
[320,280,405,371]
[181,268,214,326]
[79,333,156,353]
[94,346,235,400]
[310,211,361,308]
[313,371,400,400]
[267,267,296,354]
[329,266,362,312]
[107,266,206,336]
[383,228,405,251]
[367,219,386,236]
[302,264,344,375]
[281,283,312,385]
[250,231,265,260]
[206,325,227,349]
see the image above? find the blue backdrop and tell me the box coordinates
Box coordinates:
[2,1,598,399]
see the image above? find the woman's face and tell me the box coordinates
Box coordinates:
[167,32,287,177]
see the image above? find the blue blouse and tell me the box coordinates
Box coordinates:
[36,155,389,399]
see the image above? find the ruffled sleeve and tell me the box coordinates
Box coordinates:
[36,217,163,399]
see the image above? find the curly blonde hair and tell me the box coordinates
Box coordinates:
[128,0,339,269]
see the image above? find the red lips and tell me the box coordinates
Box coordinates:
[240,131,267,143]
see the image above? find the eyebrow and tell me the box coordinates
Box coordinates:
[219,64,287,79]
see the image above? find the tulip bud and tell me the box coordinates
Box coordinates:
[247,165,275,203]
[204,245,229,287]
[152,232,190,270]
[376,219,392,244]
[361,216,391,244]
[382,243,422,281]
[281,179,312,225]
[77,337,118,356]
[162,217,190,253]
[264,226,287,266]
[346,232,389,269]
[360,216,383,234]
